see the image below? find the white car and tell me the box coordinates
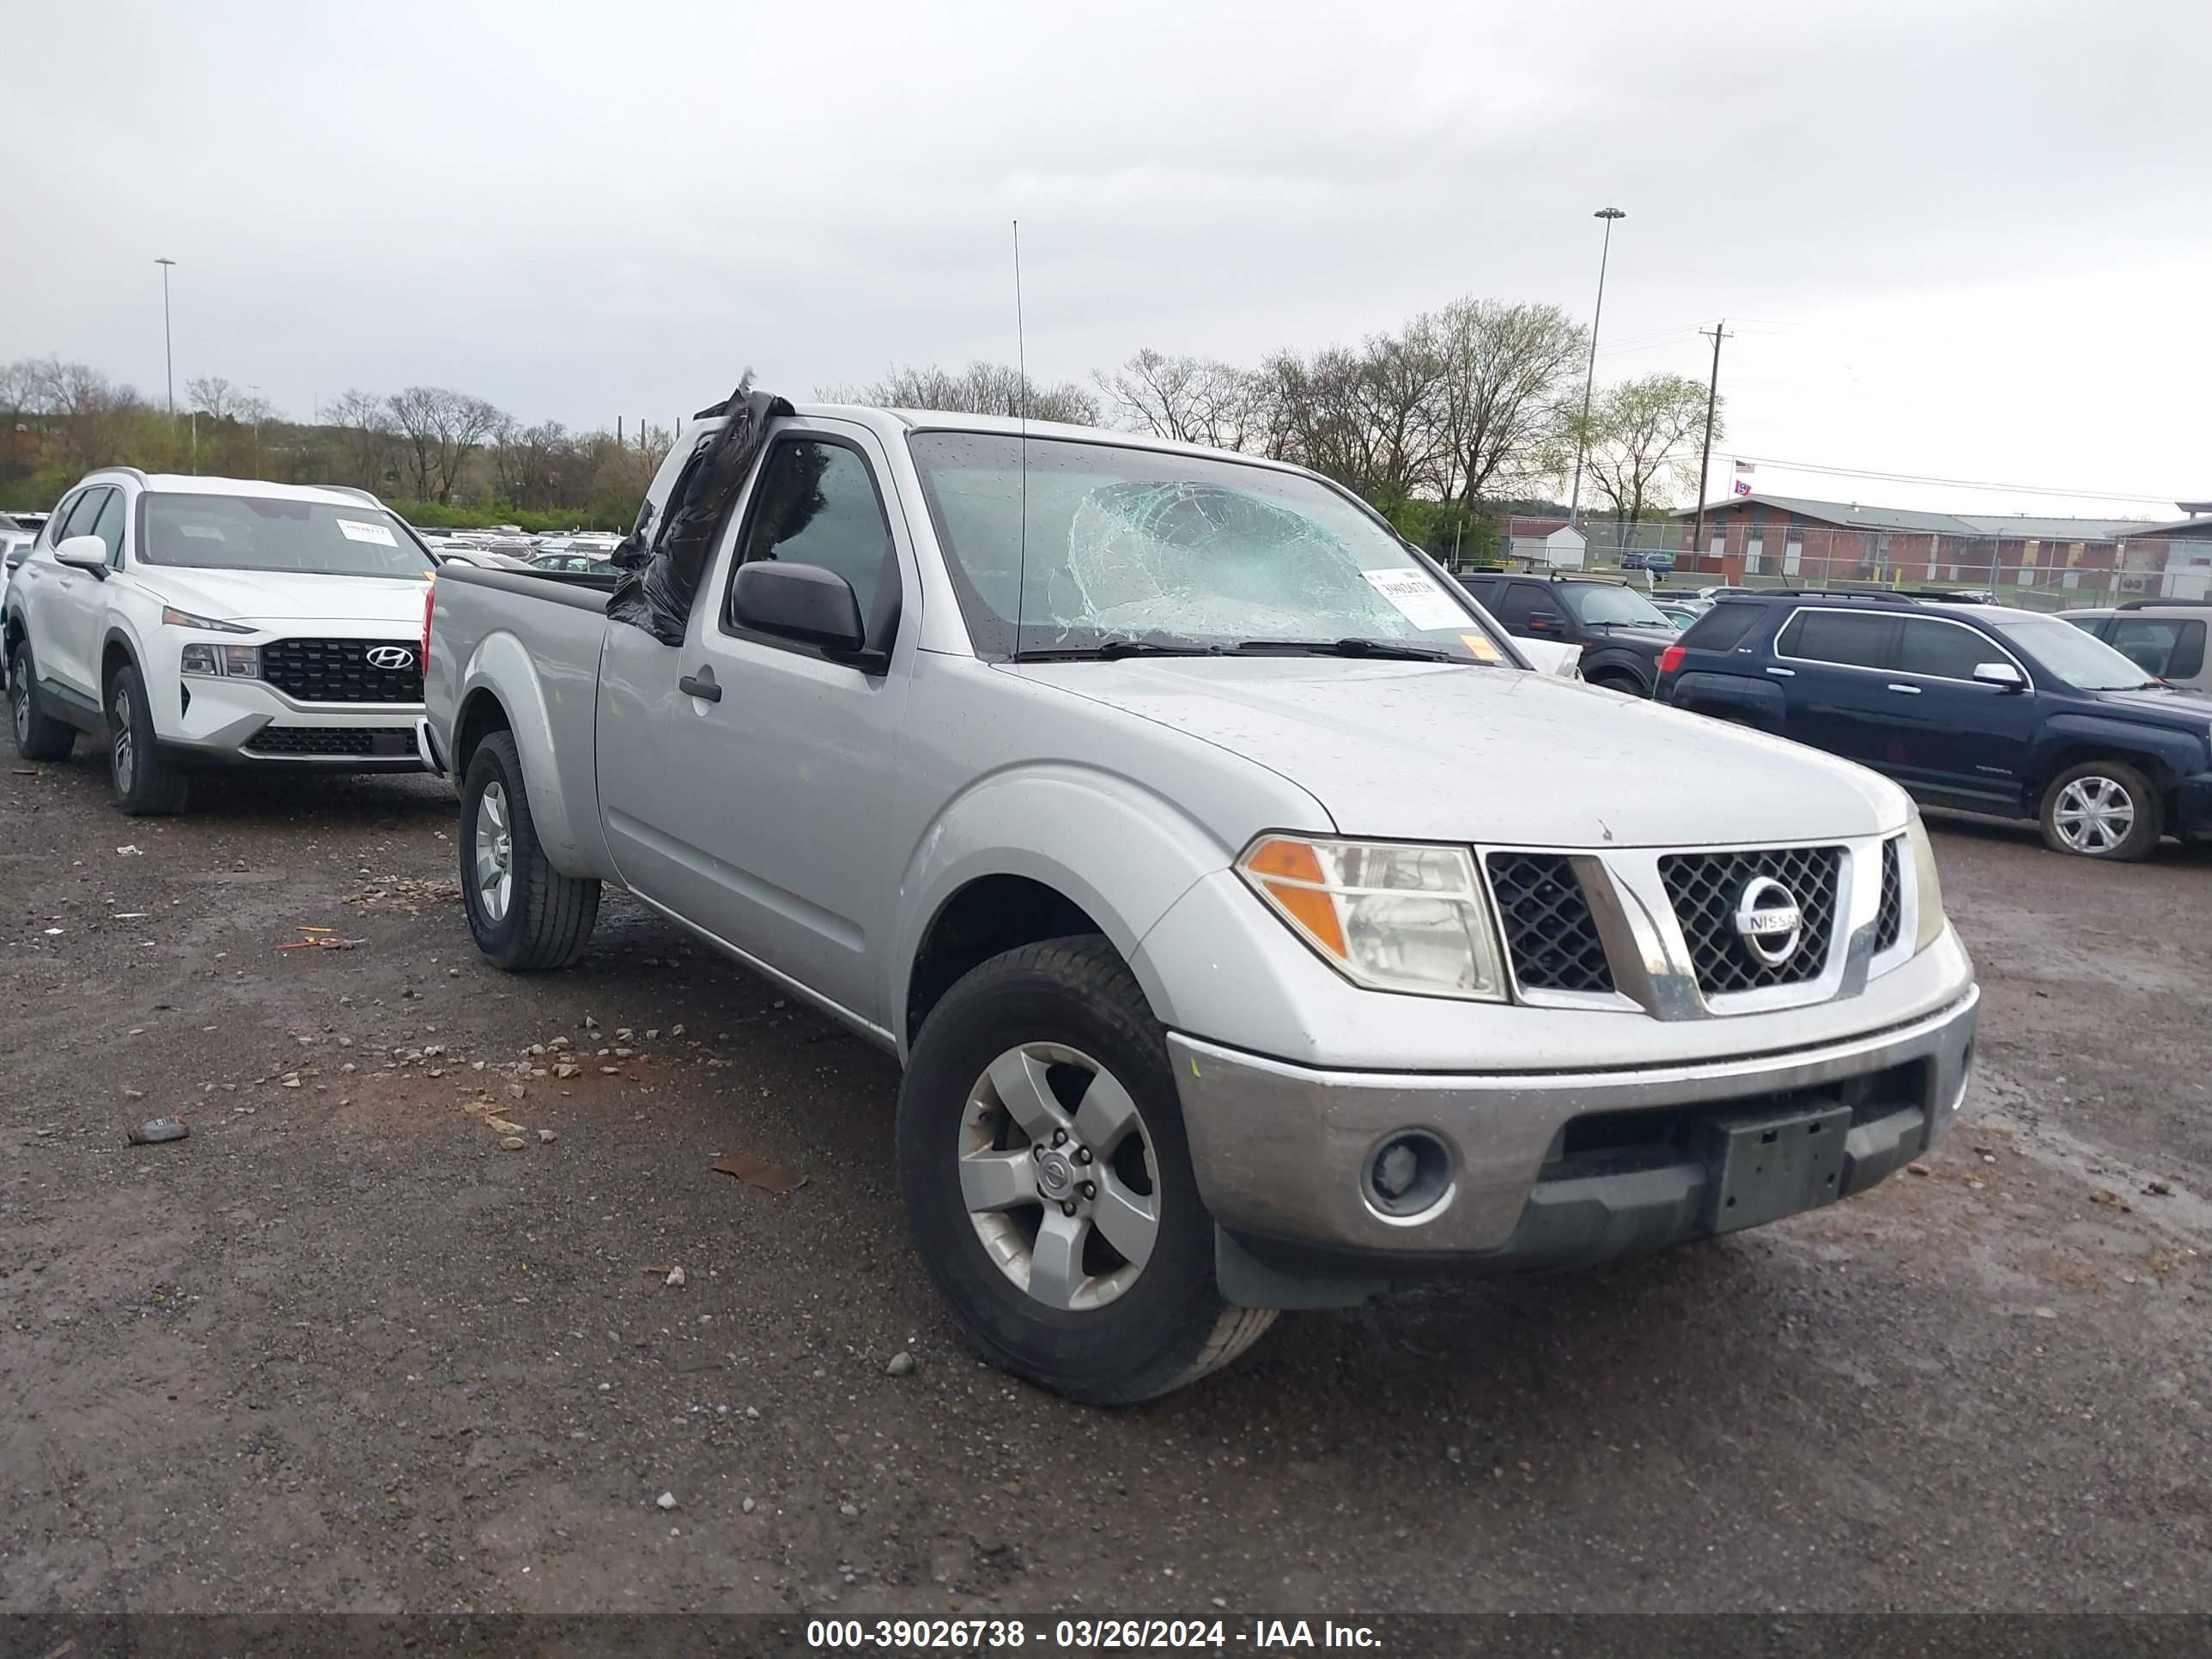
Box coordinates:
[4,468,437,814]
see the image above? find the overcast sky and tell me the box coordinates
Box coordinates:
[7,0,2208,519]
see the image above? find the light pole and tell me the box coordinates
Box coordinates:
[1567,207,1624,531]
[155,258,178,416]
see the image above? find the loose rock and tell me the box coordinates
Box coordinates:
[886,1351,916,1377]
[656,1492,677,1511]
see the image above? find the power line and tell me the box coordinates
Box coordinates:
[1731,453,2179,507]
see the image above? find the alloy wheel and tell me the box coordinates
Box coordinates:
[2052,775,2134,854]
[957,1042,1161,1312]
[474,780,514,921]
[112,685,134,793]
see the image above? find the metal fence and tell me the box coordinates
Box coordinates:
[1569,520,2212,613]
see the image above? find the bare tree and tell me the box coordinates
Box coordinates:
[1580,373,1715,530]
[320,389,398,490]
[1427,299,1587,507]
[187,376,242,422]
[386,386,506,502]
[826,362,1099,426]
[1253,327,1449,513]
[1092,349,1261,450]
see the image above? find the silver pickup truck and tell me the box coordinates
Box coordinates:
[422,402,1979,1403]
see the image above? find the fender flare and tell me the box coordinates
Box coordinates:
[2028,714,2205,798]
[890,763,1273,1054]
[456,629,594,872]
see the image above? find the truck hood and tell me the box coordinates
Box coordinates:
[1012,658,1910,849]
[137,568,432,629]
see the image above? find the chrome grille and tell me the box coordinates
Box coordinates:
[1875,836,1903,951]
[260,638,423,704]
[1486,853,1614,994]
[1658,845,1843,996]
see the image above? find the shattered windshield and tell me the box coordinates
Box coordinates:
[907,432,1502,662]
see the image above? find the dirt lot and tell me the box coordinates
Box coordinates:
[2,755,2207,1619]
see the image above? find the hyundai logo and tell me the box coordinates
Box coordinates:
[366,646,416,672]
[1732,875,1804,967]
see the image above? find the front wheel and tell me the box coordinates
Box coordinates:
[896,935,1277,1404]
[108,664,189,815]
[1588,671,1648,698]
[2039,760,2161,860]
[460,730,599,969]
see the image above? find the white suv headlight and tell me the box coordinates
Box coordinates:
[1237,835,1508,1000]
[1905,811,1946,953]
[161,606,254,634]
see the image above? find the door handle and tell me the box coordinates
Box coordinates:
[678,666,721,703]
[1764,665,1796,678]
[1885,683,1922,695]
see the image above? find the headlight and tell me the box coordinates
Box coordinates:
[1237,835,1508,1000]
[161,606,254,634]
[1905,811,1945,953]
[179,642,262,679]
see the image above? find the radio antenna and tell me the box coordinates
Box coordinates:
[1012,218,1030,655]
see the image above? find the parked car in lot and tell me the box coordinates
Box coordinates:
[2060,601,2212,693]
[0,514,35,592]
[1620,550,1676,573]
[1655,601,1706,629]
[5,468,435,812]
[1656,591,2212,860]
[434,545,539,571]
[531,551,611,574]
[1457,570,1679,695]
[424,398,1976,1403]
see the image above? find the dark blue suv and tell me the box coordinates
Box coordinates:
[1655,592,2212,860]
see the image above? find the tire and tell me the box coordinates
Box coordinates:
[106,663,190,816]
[1589,671,1648,698]
[8,636,75,762]
[896,934,1278,1404]
[460,730,599,969]
[2039,760,2161,861]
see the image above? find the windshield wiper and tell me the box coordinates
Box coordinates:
[1012,638,1226,662]
[1233,638,1461,663]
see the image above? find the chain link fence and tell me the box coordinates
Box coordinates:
[1571,520,2212,613]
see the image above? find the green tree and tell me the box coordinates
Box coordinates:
[1579,374,1715,531]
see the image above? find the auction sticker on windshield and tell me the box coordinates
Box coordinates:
[337,519,398,547]
[1362,567,1467,630]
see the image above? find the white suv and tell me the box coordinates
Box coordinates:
[4,468,437,814]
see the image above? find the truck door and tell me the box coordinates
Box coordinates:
[612,419,915,1028]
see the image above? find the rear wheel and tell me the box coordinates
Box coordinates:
[107,664,189,815]
[896,935,1277,1404]
[9,637,75,761]
[2039,760,2160,860]
[460,730,599,969]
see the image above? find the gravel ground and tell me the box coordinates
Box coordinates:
[1,756,2206,1617]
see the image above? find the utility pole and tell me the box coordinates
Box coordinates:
[155,258,178,416]
[1568,207,1626,531]
[1690,319,1732,563]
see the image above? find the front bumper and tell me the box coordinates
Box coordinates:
[2176,770,2212,836]
[161,670,428,772]
[1172,983,1978,1279]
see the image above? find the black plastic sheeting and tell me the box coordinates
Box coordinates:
[606,379,793,647]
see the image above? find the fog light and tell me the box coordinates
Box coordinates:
[1362,1129,1454,1220]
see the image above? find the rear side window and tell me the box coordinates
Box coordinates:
[2062,614,2105,635]
[1780,609,1895,669]
[2107,617,2208,680]
[1680,601,1764,652]
[1488,584,1543,629]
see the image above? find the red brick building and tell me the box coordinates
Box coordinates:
[1669,494,2210,598]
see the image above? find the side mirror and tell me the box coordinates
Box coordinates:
[731,562,866,653]
[1527,610,1559,633]
[1972,661,2025,691]
[55,534,109,574]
